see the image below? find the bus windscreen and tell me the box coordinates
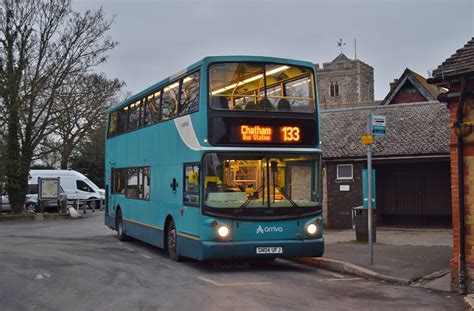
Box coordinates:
[208,63,315,113]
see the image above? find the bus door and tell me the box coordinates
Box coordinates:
[181,163,201,238]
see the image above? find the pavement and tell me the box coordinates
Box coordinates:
[293,227,453,292]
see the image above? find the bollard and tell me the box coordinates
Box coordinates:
[82,199,86,214]
[92,199,95,213]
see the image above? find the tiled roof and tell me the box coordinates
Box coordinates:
[332,53,350,63]
[321,101,449,159]
[432,37,474,79]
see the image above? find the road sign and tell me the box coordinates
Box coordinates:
[372,115,386,137]
[361,135,373,145]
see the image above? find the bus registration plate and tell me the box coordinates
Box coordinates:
[256,247,283,254]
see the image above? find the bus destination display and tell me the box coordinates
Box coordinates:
[239,125,301,144]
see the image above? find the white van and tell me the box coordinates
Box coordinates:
[29,170,105,208]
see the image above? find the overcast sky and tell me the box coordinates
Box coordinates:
[74,0,473,100]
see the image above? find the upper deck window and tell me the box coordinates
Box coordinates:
[209,63,315,113]
[179,71,200,116]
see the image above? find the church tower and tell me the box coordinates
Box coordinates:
[315,53,374,106]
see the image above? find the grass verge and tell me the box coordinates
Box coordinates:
[0,213,70,222]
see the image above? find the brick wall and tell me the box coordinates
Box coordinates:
[389,83,426,105]
[324,161,364,228]
[448,79,474,292]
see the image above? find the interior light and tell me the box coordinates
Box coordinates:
[211,65,289,96]
[165,82,180,91]
[183,77,192,83]
[154,91,161,97]
[266,65,290,75]
[242,74,263,84]
[148,95,154,100]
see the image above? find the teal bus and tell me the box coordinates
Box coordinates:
[105,56,324,261]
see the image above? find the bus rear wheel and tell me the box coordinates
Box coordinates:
[116,210,129,241]
[167,220,181,262]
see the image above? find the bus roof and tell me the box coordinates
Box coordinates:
[108,55,316,113]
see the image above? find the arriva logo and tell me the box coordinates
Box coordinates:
[256,225,283,234]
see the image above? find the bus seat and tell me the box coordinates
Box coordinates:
[258,98,274,110]
[277,99,291,111]
[245,101,257,110]
[210,96,229,109]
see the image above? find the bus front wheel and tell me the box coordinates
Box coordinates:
[166,220,181,262]
[116,210,129,241]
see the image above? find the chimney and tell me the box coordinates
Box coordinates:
[389,79,399,91]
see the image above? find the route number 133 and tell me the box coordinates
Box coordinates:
[281,126,301,142]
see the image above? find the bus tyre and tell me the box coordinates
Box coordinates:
[116,210,129,241]
[167,220,181,262]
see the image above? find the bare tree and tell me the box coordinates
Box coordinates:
[45,73,124,169]
[0,0,117,213]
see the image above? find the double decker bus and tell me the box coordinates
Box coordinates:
[105,56,324,261]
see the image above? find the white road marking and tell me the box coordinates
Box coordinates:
[140,253,152,259]
[160,263,174,269]
[197,276,272,286]
[35,273,51,280]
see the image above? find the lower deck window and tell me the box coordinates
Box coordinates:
[183,163,200,206]
[112,166,150,200]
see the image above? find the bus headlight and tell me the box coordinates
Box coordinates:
[217,225,231,240]
[306,223,318,237]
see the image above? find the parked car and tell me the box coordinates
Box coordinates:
[0,186,67,213]
[29,170,104,209]
[0,193,10,213]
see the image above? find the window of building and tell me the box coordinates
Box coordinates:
[183,163,200,206]
[330,82,340,98]
[179,71,200,116]
[336,164,353,180]
[160,81,180,121]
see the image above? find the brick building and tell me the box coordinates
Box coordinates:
[315,54,377,110]
[428,38,474,293]
[321,102,451,229]
[382,68,444,105]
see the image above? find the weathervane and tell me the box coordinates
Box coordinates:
[337,38,346,54]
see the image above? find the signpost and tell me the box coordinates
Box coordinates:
[38,177,60,213]
[365,114,386,265]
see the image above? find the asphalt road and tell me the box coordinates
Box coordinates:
[0,212,463,311]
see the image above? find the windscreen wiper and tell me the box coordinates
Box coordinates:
[273,185,298,208]
[234,185,264,215]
